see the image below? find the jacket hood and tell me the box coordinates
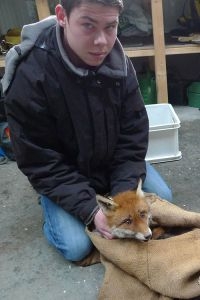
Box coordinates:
[1,16,57,94]
[1,15,127,94]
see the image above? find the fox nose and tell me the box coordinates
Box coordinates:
[144,233,152,240]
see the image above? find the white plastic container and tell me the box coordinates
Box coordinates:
[145,104,182,163]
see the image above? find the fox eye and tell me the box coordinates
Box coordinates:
[140,211,147,218]
[118,215,133,227]
[123,218,132,225]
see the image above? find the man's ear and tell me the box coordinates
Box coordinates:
[55,4,67,27]
[96,195,118,214]
[136,178,144,197]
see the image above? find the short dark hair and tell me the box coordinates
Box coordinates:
[60,0,124,17]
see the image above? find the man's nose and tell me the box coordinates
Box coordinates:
[94,31,107,45]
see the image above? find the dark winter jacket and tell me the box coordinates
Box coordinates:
[3,17,149,224]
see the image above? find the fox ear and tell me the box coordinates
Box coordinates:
[136,178,144,197]
[96,195,118,214]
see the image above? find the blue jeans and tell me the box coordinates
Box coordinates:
[40,162,172,261]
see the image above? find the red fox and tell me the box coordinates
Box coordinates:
[96,180,200,241]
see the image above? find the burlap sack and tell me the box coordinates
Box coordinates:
[87,229,200,300]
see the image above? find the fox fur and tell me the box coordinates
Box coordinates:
[96,180,200,241]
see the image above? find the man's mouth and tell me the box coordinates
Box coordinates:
[90,52,106,57]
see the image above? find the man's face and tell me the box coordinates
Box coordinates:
[57,3,119,66]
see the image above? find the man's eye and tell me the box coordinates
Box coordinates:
[83,23,94,30]
[106,25,117,31]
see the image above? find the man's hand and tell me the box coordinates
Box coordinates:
[94,209,114,239]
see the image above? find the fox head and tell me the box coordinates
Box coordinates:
[96,179,152,241]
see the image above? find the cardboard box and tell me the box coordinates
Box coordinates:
[145,104,182,163]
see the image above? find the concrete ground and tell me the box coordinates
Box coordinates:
[0,105,200,300]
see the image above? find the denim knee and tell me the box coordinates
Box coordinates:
[43,220,94,261]
[143,162,173,202]
[64,235,94,262]
[41,195,94,262]
[57,232,93,262]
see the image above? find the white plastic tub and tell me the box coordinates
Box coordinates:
[145,104,182,163]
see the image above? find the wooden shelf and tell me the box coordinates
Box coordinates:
[124,46,155,57]
[0,56,5,68]
[35,0,50,20]
[165,44,200,55]
[124,43,200,57]
[2,43,200,69]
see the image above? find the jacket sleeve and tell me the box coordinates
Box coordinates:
[109,57,149,195]
[4,58,98,225]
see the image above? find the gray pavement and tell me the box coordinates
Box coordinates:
[0,105,200,300]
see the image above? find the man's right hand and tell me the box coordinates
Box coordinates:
[94,209,114,239]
